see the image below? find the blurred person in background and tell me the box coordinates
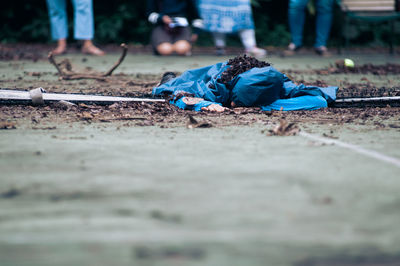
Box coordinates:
[146,0,203,56]
[285,0,334,56]
[197,0,266,57]
[46,0,105,55]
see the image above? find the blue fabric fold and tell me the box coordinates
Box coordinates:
[261,95,328,111]
[152,61,338,111]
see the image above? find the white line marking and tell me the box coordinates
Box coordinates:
[336,96,400,103]
[299,131,400,169]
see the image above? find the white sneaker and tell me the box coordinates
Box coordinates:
[245,47,267,57]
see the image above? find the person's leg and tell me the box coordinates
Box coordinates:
[239,29,256,50]
[157,43,174,55]
[239,29,266,57]
[213,32,226,48]
[171,27,192,56]
[72,0,104,55]
[212,32,226,55]
[173,40,191,55]
[314,0,334,48]
[72,0,93,40]
[288,0,309,47]
[46,0,68,54]
[151,26,174,55]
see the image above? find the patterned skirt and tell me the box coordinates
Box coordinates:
[198,0,255,33]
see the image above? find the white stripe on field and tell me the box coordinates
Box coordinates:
[299,131,400,169]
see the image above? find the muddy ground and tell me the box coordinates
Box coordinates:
[1,44,400,130]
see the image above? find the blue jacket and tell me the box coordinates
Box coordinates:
[152,62,337,111]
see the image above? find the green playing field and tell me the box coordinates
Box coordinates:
[1,52,400,266]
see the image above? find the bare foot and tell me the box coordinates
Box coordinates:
[81,42,105,56]
[52,39,67,55]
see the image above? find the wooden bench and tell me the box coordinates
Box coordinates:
[337,0,400,53]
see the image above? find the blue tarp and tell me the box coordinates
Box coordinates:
[152,61,337,111]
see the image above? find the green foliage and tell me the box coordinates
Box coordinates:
[343,20,400,47]
[0,0,398,47]
[94,3,151,43]
[0,1,50,43]
[252,3,291,46]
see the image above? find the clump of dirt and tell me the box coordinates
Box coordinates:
[217,54,271,85]
[186,114,213,129]
[264,119,300,136]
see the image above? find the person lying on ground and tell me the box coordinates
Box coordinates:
[152,55,337,112]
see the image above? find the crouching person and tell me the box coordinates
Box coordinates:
[147,0,203,56]
[152,55,338,111]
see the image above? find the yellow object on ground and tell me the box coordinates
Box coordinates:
[344,58,355,68]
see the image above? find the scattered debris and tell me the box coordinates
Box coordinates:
[322,133,338,139]
[0,121,16,129]
[0,188,20,198]
[187,114,213,128]
[149,209,182,223]
[27,72,41,77]
[1,52,400,129]
[32,126,57,130]
[265,119,300,136]
[79,111,94,120]
[54,100,77,109]
[48,43,128,81]
[134,245,205,260]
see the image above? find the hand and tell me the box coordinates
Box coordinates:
[182,97,204,105]
[201,104,227,112]
[162,15,172,25]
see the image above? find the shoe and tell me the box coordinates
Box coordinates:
[314,46,331,57]
[283,43,301,56]
[81,44,105,56]
[158,72,176,86]
[245,47,267,57]
[215,46,226,56]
